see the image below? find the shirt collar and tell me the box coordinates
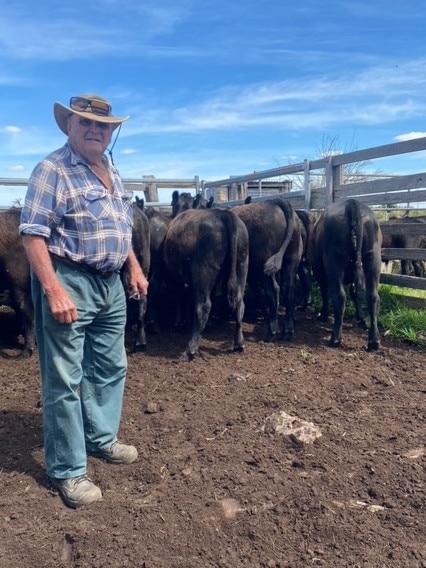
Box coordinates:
[66,142,108,169]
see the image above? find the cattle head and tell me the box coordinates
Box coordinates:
[171,191,193,218]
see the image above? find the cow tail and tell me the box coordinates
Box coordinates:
[223,211,240,311]
[263,199,295,275]
[346,199,364,292]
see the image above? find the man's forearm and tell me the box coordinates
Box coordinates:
[21,235,63,293]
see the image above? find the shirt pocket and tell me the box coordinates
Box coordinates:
[84,190,112,222]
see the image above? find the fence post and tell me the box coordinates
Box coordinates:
[325,156,343,206]
[229,182,238,201]
[324,156,333,206]
[333,161,344,205]
[303,159,311,211]
[142,175,159,202]
[242,182,248,200]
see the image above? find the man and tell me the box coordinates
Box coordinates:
[19,94,149,509]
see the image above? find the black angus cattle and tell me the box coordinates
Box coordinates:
[295,209,314,309]
[134,196,172,332]
[171,190,193,217]
[232,198,303,341]
[162,208,249,361]
[121,204,151,351]
[171,190,214,218]
[243,196,313,310]
[0,208,34,357]
[381,216,426,277]
[308,198,382,351]
[193,194,215,209]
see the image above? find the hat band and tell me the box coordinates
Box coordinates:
[70,96,111,117]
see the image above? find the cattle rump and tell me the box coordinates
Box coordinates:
[232,198,303,341]
[162,207,249,361]
[121,204,151,352]
[134,196,172,333]
[0,208,34,357]
[308,198,382,351]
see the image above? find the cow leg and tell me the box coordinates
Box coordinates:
[12,290,35,358]
[232,286,246,353]
[348,284,368,330]
[172,282,192,329]
[231,244,248,352]
[413,260,424,277]
[183,289,212,361]
[247,276,269,323]
[279,261,299,341]
[366,289,381,351]
[132,296,148,352]
[145,267,162,334]
[146,296,161,334]
[315,273,329,322]
[297,260,312,310]
[261,274,280,341]
[328,278,346,348]
[401,260,410,275]
[364,269,381,352]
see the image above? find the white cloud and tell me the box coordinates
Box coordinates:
[394,132,426,142]
[6,165,25,172]
[120,60,426,137]
[0,2,195,61]
[1,126,22,134]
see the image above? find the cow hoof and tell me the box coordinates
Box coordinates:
[266,334,279,343]
[180,351,195,362]
[367,342,380,352]
[18,349,34,359]
[233,345,245,353]
[328,339,341,348]
[133,344,147,353]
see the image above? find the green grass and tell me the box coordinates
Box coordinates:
[378,285,426,346]
[309,283,426,348]
[381,284,426,301]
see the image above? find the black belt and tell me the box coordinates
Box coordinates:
[50,254,117,279]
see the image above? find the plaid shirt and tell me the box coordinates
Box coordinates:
[19,143,134,273]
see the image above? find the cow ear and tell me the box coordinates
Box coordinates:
[171,190,179,205]
[135,195,144,210]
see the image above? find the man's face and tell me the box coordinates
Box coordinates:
[67,114,113,159]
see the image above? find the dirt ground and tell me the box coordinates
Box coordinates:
[0,306,425,568]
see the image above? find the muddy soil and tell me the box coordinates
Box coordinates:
[0,307,425,568]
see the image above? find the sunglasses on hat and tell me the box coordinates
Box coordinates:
[70,96,112,117]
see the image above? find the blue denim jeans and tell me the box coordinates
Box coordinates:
[31,261,128,479]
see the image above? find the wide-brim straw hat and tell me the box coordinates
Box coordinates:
[54,93,129,135]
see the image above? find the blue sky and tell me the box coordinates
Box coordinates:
[1,0,426,205]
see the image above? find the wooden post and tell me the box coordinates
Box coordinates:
[303,159,311,211]
[229,182,238,201]
[241,182,248,200]
[142,176,159,203]
[333,162,343,204]
[325,156,343,206]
